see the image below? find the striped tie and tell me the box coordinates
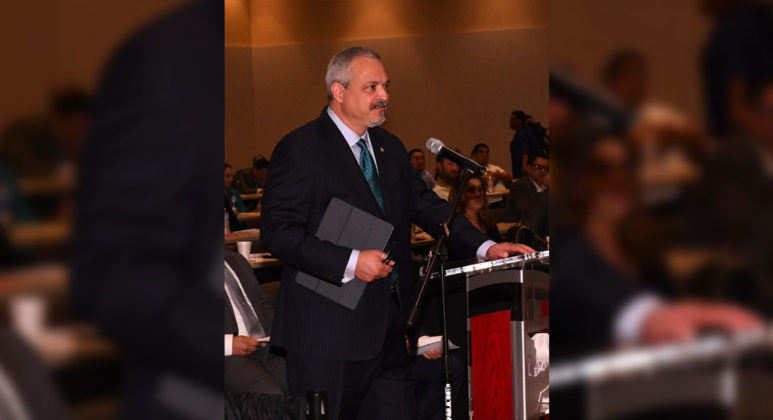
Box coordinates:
[357,138,385,214]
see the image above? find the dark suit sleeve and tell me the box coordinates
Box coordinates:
[504,181,526,223]
[523,190,548,237]
[403,146,490,259]
[261,135,352,284]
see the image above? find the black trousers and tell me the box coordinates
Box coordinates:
[411,351,466,420]
[286,300,416,420]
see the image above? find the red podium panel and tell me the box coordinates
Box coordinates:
[470,310,514,420]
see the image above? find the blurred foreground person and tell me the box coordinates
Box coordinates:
[72,1,223,418]
[690,72,773,315]
[701,0,773,138]
[552,136,762,359]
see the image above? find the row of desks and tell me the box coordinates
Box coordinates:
[228,223,519,269]
[233,190,510,228]
[238,190,510,202]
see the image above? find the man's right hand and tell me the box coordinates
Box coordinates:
[641,301,763,344]
[355,250,394,282]
[232,335,260,355]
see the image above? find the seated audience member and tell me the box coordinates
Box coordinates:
[233,156,269,195]
[408,148,436,190]
[432,154,460,201]
[225,195,245,233]
[471,143,513,190]
[224,250,288,396]
[449,176,502,244]
[504,152,550,241]
[225,163,247,213]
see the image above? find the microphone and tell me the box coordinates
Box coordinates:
[425,138,486,175]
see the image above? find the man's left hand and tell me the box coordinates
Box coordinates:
[486,242,535,260]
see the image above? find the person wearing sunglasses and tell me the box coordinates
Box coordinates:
[504,151,550,241]
[449,175,502,246]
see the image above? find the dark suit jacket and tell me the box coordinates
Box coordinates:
[224,250,274,338]
[504,175,549,238]
[261,108,490,361]
[551,233,641,359]
[71,0,223,418]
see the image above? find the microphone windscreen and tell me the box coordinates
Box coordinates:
[426,137,443,154]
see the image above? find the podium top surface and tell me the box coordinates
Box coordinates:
[445,250,549,278]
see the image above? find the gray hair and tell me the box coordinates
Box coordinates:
[325,47,381,101]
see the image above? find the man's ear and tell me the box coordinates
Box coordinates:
[331,82,346,103]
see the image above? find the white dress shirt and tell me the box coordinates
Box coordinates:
[224,262,250,356]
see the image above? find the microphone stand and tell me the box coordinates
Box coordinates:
[407,167,475,420]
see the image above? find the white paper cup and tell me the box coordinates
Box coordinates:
[237,241,252,260]
[10,295,47,343]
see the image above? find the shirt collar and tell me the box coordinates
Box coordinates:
[529,175,547,193]
[327,106,370,148]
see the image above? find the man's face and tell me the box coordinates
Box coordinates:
[225,167,233,188]
[437,158,460,184]
[409,151,425,171]
[255,167,268,184]
[510,115,524,131]
[527,157,549,186]
[472,146,489,166]
[335,57,390,133]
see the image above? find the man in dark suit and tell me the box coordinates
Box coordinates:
[224,250,287,395]
[504,151,550,241]
[261,47,533,419]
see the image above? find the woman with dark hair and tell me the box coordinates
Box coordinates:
[448,176,502,244]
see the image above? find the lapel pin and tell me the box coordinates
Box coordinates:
[379,147,385,153]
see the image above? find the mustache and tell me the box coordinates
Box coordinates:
[371,100,388,110]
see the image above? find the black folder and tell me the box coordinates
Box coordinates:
[295,198,394,310]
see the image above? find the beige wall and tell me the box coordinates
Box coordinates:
[0,0,185,132]
[550,0,712,126]
[225,0,548,172]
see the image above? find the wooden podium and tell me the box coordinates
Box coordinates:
[449,252,549,419]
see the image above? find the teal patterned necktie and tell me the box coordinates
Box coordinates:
[357,139,399,305]
[357,138,385,214]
